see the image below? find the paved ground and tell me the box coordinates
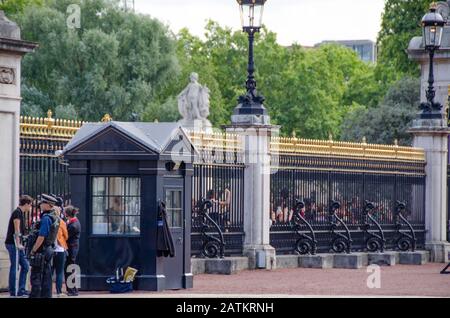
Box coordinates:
[2,263,450,297]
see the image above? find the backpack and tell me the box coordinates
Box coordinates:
[44,210,61,248]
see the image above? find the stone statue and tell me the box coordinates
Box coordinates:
[178,72,212,131]
[436,1,450,23]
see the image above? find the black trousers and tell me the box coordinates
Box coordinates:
[30,261,53,298]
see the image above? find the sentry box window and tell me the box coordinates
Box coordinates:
[92,177,141,236]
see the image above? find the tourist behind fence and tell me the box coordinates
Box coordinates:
[109,197,124,234]
[219,185,231,232]
[206,190,220,224]
[53,205,68,297]
[29,194,60,298]
[4,195,33,297]
[64,206,80,296]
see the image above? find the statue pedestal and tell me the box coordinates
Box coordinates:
[179,119,213,133]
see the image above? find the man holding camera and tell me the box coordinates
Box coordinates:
[29,194,61,298]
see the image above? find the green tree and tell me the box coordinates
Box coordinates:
[376,0,434,81]
[0,0,42,15]
[276,44,380,139]
[17,0,178,121]
[21,83,49,117]
[158,22,375,138]
[340,77,420,146]
[143,97,180,123]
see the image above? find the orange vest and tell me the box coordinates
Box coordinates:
[57,219,69,250]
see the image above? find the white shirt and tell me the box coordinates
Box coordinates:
[54,239,65,253]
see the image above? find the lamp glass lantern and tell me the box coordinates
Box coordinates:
[418,5,446,117]
[237,0,266,30]
[422,7,445,50]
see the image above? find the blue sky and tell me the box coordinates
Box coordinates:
[134,0,385,46]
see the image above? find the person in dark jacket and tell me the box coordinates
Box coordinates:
[29,194,60,299]
[64,206,81,296]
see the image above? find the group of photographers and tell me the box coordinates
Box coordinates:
[4,194,81,298]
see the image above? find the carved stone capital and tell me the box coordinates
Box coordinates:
[0,67,14,84]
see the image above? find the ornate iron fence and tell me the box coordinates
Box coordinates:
[189,131,245,256]
[19,111,83,230]
[270,136,426,254]
[19,112,428,256]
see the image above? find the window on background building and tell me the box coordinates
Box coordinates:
[92,177,141,235]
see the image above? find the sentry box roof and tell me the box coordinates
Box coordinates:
[61,121,198,161]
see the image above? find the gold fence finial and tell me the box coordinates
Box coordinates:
[328,132,333,141]
[45,109,54,128]
[362,136,367,144]
[394,139,399,146]
[101,114,112,122]
[292,130,296,139]
[430,2,438,10]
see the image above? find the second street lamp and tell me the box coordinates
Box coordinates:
[234,0,268,118]
[420,5,445,118]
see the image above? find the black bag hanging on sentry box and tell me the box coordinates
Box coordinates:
[156,201,175,258]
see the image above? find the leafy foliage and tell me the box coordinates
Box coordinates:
[340,77,420,146]
[376,0,434,79]
[157,22,377,139]
[13,1,429,143]
[0,0,43,15]
[17,0,178,121]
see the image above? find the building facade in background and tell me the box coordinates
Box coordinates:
[315,39,377,63]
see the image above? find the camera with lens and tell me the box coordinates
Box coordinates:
[396,201,406,211]
[329,200,341,213]
[295,199,305,210]
[364,200,375,211]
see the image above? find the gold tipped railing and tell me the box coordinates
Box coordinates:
[20,109,85,140]
[188,130,242,152]
[270,135,425,162]
[19,111,426,162]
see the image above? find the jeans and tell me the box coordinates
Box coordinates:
[5,244,29,296]
[53,251,66,294]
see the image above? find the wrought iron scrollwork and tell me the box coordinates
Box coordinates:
[196,198,225,258]
[362,201,385,252]
[441,262,450,274]
[394,201,416,252]
[329,200,352,254]
[291,200,317,255]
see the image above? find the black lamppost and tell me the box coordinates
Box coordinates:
[234,0,267,117]
[420,5,445,119]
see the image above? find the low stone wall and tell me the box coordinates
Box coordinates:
[192,257,249,275]
[0,246,9,291]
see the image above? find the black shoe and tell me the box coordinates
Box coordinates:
[67,292,79,297]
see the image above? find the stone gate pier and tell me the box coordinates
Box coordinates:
[0,11,37,290]
[408,3,450,262]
